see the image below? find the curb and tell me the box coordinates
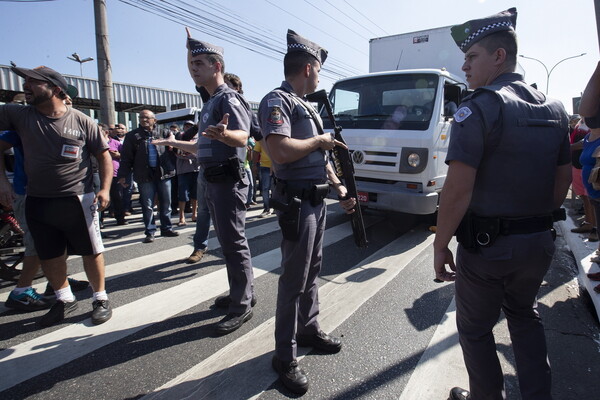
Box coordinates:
[557,217,600,323]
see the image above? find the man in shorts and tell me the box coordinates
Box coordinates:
[0,66,113,327]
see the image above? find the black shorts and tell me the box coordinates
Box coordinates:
[25,193,104,260]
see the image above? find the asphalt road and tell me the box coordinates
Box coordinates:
[0,199,598,400]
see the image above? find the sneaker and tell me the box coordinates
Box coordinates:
[38,300,78,327]
[271,356,309,394]
[259,210,272,218]
[590,229,599,242]
[186,249,206,264]
[143,234,155,243]
[43,278,90,297]
[91,300,113,325]
[6,288,52,312]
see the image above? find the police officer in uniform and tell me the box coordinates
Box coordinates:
[433,8,572,400]
[258,30,356,395]
[154,30,255,335]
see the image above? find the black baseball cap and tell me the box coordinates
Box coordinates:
[11,65,69,94]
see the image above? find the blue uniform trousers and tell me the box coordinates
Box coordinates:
[274,194,325,362]
[205,178,254,314]
[455,231,554,400]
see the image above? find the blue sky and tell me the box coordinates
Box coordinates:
[1,0,598,113]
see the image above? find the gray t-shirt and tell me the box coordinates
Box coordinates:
[0,104,108,197]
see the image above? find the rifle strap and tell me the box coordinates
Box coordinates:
[276,86,326,136]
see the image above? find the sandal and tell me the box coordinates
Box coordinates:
[588,272,600,281]
[177,221,187,227]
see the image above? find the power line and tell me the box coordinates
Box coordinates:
[118,0,364,80]
[302,0,370,41]
[343,0,389,36]
[263,0,367,58]
[324,0,381,38]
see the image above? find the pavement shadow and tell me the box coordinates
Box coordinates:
[0,307,225,398]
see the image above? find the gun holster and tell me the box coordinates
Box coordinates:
[203,156,245,183]
[455,211,500,250]
[309,184,330,207]
[271,196,301,241]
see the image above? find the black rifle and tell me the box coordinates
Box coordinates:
[305,89,368,248]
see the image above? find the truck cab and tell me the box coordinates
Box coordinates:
[323,69,466,215]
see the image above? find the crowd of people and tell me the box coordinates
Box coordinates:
[2,5,599,398]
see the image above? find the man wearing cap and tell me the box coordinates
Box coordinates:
[257,29,355,394]
[153,30,256,334]
[433,8,571,400]
[0,66,114,327]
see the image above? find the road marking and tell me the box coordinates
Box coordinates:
[143,229,434,399]
[0,216,377,392]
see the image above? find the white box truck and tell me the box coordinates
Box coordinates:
[322,26,467,215]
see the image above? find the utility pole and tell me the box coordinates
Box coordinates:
[94,0,115,125]
[596,0,600,52]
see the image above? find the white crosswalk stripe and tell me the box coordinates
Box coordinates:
[0,205,468,399]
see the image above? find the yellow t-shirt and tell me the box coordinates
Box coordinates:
[254,141,272,169]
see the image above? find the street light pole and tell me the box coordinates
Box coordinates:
[519,53,587,94]
[67,53,94,77]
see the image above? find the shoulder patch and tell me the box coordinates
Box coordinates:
[228,97,241,107]
[454,107,472,122]
[268,106,283,125]
[268,98,283,108]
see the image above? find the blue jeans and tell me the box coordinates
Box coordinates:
[193,168,211,251]
[259,166,272,210]
[138,178,172,236]
[245,167,254,206]
[122,173,133,211]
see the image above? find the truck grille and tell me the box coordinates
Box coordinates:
[350,150,396,167]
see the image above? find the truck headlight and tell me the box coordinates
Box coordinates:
[407,153,420,168]
[399,147,428,173]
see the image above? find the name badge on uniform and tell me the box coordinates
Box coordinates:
[61,144,80,159]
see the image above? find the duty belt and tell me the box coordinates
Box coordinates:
[273,178,329,205]
[456,208,566,249]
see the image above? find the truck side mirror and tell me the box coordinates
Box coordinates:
[443,83,466,119]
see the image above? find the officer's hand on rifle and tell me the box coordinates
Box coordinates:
[332,182,356,215]
[319,132,347,151]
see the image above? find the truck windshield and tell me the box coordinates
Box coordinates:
[325,74,438,131]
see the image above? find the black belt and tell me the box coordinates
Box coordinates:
[498,215,554,235]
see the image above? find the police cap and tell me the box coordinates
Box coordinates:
[187,37,224,57]
[451,7,517,53]
[286,29,328,65]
